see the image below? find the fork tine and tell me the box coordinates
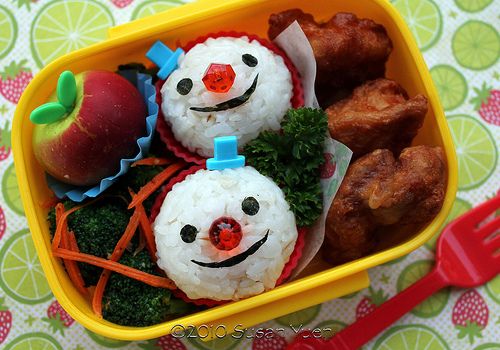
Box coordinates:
[485,233,500,254]
[478,216,500,239]
[458,195,500,228]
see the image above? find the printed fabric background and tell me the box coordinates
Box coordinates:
[0,0,498,349]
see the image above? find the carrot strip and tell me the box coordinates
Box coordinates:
[131,157,172,167]
[53,248,176,289]
[128,162,185,209]
[92,210,141,316]
[40,196,61,209]
[137,204,157,262]
[56,205,88,297]
[67,232,80,252]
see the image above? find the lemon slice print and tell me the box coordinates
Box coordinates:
[474,344,500,350]
[187,333,241,350]
[0,5,17,60]
[448,115,497,190]
[30,0,114,68]
[425,198,472,250]
[485,275,500,305]
[2,163,24,216]
[454,0,494,13]
[0,229,52,304]
[131,0,184,20]
[5,332,62,350]
[276,304,321,327]
[452,20,499,70]
[373,325,450,350]
[397,260,450,317]
[314,320,346,339]
[430,65,468,111]
[392,0,442,51]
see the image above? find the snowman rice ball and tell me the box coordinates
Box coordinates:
[153,138,298,300]
[161,36,294,158]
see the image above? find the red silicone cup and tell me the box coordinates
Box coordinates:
[155,31,305,164]
[149,164,306,306]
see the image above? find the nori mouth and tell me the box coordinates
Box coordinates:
[191,230,269,268]
[189,74,259,113]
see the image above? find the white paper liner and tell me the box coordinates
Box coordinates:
[274,21,353,278]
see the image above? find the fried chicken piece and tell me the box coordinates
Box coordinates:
[327,79,428,158]
[324,146,446,265]
[268,9,393,106]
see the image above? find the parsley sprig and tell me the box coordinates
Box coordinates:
[243,108,328,227]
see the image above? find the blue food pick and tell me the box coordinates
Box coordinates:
[146,41,184,80]
[207,136,245,170]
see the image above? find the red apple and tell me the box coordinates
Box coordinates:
[32,70,146,186]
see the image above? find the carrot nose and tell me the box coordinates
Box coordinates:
[209,216,242,250]
[202,63,236,93]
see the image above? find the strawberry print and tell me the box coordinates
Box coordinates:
[111,0,133,8]
[0,206,6,240]
[139,335,186,350]
[0,297,12,344]
[356,287,388,320]
[0,120,12,161]
[252,329,287,350]
[0,60,33,104]
[13,0,38,11]
[452,289,489,344]
[471,82,500,126]
[42,300,74,335]
[320,153,336,179]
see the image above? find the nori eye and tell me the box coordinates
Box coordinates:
[242,197,259,216]
[242,54,258,67]
[180,224,198,243]
[177,78,193,95]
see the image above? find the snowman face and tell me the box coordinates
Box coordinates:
[153,167,298,300]
[160,37,293,158]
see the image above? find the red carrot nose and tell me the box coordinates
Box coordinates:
[209,216,242,250]
[202,63,236,93]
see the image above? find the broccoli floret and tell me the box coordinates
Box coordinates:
[48,198,132,286]
[102,251,195,327]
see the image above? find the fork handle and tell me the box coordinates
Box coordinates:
[328,267,449,350]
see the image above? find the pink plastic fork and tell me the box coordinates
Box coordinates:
[287,193,500,350]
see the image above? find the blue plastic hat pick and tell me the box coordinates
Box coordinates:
[207,136,245,170]
[146,41,184,79]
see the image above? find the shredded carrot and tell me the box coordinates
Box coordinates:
[131,157,172,167]
[128,162,185,209]
[92,210,141,316]
[53,248,176,289]
[67,232,80,252]
[40,196,61,209]
[56,205,88,297]
[137,204,157,263]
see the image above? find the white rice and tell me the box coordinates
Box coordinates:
[153,166,298,300]
[161,36,293,158]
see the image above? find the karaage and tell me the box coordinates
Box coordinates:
[268,9,393,106]
[324,146,446,264]
[327,79,428,158]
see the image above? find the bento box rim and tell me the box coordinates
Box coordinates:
[12,0,457,341]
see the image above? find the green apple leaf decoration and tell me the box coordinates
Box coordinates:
[30,70,76,124]
[57,71,77,111]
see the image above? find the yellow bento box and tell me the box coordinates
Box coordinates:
[12,0,457,341]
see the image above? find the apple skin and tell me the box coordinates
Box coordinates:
[33,70,147,186]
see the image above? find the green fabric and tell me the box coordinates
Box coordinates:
[0,0,498,349]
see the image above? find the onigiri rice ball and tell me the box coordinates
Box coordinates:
[153,166,298,301]
[161,36,293,158]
